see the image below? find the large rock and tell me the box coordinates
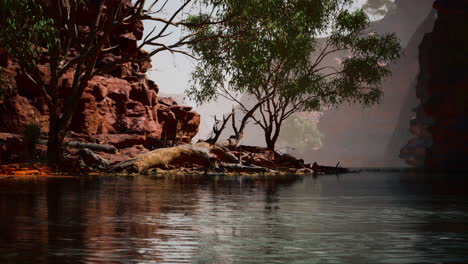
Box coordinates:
[0,0,200,151]
[400,0,468,170]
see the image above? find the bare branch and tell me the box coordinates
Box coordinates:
[206,112,234,144]
[101,44,119,52]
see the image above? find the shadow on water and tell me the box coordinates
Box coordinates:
[0,172,468,263]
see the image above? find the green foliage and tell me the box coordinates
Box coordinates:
[186,0,401,149]
[187,0,401,109]
[0,0,59,97]
[0,0,60,73]
[277,114,323,153]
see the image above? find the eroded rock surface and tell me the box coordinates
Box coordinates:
[400,0,468,170]
[0,0,199,157]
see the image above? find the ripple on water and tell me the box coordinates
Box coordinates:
[1,172,468,264]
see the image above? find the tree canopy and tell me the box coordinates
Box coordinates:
[0,0,59,96]
[186,0,402,150]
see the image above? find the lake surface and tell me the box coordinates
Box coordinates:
[1,172,468,264]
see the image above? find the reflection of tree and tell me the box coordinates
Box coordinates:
[363,0,396,16]
[277,113,323,154]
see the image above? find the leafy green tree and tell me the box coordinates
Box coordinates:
[0,0,56,96]
[0,0,215,166]
[187,0,402,151]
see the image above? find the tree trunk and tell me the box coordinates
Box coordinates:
[265,131,280,159]
[47,112,64,167]
[266,139,276,151]
[269,125,281,152]
[265,128,276,151]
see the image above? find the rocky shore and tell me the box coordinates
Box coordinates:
[0,130,321,177]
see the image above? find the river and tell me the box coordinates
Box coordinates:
[1,172,468,263]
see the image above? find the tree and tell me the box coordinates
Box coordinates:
[186,0,402,151]
[0,0,216,166]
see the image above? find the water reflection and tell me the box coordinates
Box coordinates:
[0,173,467,263]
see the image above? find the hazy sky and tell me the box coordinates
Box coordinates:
[142,0,382,97]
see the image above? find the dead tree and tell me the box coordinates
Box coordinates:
[205,111,234,145]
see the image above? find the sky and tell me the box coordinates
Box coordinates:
[141,0,384,98]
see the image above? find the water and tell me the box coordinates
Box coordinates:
[1,172,468,264]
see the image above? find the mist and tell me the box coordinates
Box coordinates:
[192,0,435,168]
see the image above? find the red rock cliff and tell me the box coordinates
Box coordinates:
[0,0,200,150]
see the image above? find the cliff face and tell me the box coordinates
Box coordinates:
[400,0,468,170]
[0,0,200,150]
[315,0,435,167]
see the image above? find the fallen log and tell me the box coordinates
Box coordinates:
[107,144,214,173]
[105,141,275,174]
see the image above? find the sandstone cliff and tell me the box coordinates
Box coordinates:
[0,0,200,153]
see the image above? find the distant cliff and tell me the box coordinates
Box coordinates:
[316,0,434,167]
[400,0,468,170]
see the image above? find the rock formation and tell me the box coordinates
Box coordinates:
[315,0,435,167]
[0,0,200,156]
[400,0,468,170]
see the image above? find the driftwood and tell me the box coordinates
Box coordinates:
[38,140,117,153]
[106,141,272,174]
[107,144,214,173]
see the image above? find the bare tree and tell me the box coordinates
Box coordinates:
[205,111,233,145]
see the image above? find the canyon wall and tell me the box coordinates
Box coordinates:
[0,0,200,150]
[400,0,468,170]
[315,0,435,167]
